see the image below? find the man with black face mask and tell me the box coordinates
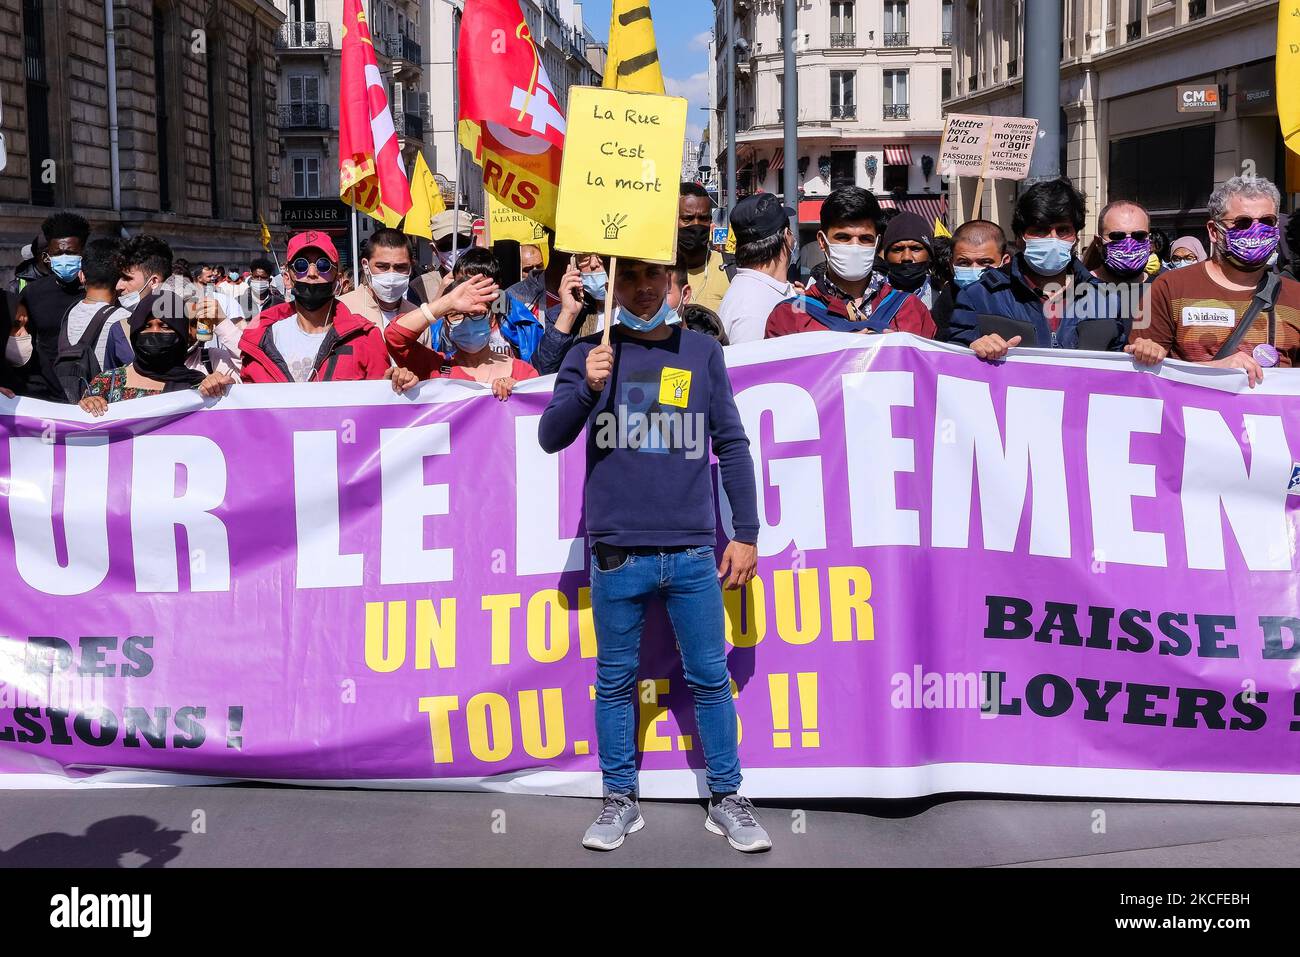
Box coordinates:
[877,212,937,309]
[678,182,730,312]
[237,231,416,390]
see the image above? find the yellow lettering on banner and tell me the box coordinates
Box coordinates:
[638,678,673,752]
[577,587,598,658]
[418,695,459,764]
[467,692,513,762]
[364,601,406,673]
[773,569,821,645]
[731,678,742,745]
[724,578,767,647]
[829,566,874,641]
[527,589,570,663]
[555,86,689,263]
[518,688,566,759]
[482,593,522,665]
[415,598,456,670]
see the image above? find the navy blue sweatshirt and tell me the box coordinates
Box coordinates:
[538,326,760,547]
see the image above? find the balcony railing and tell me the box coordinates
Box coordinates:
[883,32,909,47]
[831,103,857,120]
[830,32,856,48]
[275,21,331,50]
[403,35,421,64]
[402,112,424,140]
[1007,57,1018,78]
[1188,0,1206,19]
[1125,20,1141,41]
[942,31,952,45]
[737,108,754,131]
[383,35,420,63]
[967,73,977,91]
[883,103,909,120]
[279,103,330,129]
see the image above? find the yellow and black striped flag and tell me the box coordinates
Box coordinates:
[604,0,665,94]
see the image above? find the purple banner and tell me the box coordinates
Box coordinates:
[2,334,1299,800]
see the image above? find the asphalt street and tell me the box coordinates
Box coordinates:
[2,786,1299,867]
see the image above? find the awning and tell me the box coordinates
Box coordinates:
[798,199,824,224]
[883,144,912,166]
[769,148,784,173]
[879,195,950,226]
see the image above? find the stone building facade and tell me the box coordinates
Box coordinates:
[0,0,284,284]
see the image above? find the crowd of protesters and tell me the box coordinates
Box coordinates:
[2,173,1295,411]
[1,174,1296,857]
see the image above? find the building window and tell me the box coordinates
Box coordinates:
[942,0,953,44]
[292,155,321,198]
[22,0,53,206]
[941,67,951,101]
[883,69,909,119]
[830,70,856,120]
[884,0,909,45]
[247,57,264,222]
[830,152,856,190]
[883,163,909,193]
[205,28,230,219]
[1108,124,1213,216]
[152,6,171,211]
[831,1,855,46]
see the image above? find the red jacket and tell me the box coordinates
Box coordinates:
[385,321,538,382]
[765,273,936,339]
[239,301,392,383]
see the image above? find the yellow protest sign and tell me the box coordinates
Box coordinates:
[487,194,550,266]
[555,86,687,264]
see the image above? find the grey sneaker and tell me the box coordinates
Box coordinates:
[706,795,772,852]
[581,793,645,851]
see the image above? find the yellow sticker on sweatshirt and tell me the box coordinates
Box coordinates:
[659,367,692,407]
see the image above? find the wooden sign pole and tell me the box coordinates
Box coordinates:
[970,135,992,221]
[601,255,619,346]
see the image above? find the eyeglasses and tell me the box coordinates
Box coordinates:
[1023,226,1078,240]
[1215,215,1279,231]
[1105,230,1150,243]
[290,256,336,278]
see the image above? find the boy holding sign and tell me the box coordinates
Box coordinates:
[538,256,769,854]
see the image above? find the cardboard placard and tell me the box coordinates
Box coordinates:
[939,113,1040,181]
[487,194,550,265]
[555,86,688,264]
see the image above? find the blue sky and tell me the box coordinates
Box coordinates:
[575,0,714,141]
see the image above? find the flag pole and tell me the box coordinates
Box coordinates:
[451,1,461,268]
[351,203,360,287]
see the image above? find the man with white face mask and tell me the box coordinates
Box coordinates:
[339,228,431,354]
[765,186,935,339]
[103,235,172,370]
[716,193,797,344]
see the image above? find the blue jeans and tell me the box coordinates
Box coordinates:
[589,545,742,796]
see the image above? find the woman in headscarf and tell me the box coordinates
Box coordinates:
[79,291,232,416]
[1168,236,1208,269]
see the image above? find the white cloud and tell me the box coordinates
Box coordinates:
[689,31,713,51]
[666,71,711,145]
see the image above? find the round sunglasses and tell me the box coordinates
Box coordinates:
[290,256,336,278]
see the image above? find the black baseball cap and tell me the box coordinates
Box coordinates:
[730,193,795,247]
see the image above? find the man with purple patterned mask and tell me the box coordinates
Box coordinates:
[1091,201,1159,285]
[1132,175,1300,385]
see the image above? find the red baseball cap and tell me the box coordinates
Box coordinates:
[286,230,339,264]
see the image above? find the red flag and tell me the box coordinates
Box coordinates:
[339,0,412,227]
[457,0,566,226]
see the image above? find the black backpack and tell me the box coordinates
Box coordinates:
[54,302,117,403]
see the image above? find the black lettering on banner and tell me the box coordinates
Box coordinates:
[1075,678,1123,722]
[984,596,1033,640]
[1025,673,1073,717]
[1193,615,1240,659]
[1117,609,1155,653]
[1261,617,1300,659]
[1230,691,1268,731]
[1036,602,1083,646]
[1157,613,1192,657]
[1172,687,1228,730]
[1123,683,1171,726]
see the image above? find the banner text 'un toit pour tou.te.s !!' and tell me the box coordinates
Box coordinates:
[1,334,1299,800]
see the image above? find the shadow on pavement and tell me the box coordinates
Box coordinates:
[0,815,185,868]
